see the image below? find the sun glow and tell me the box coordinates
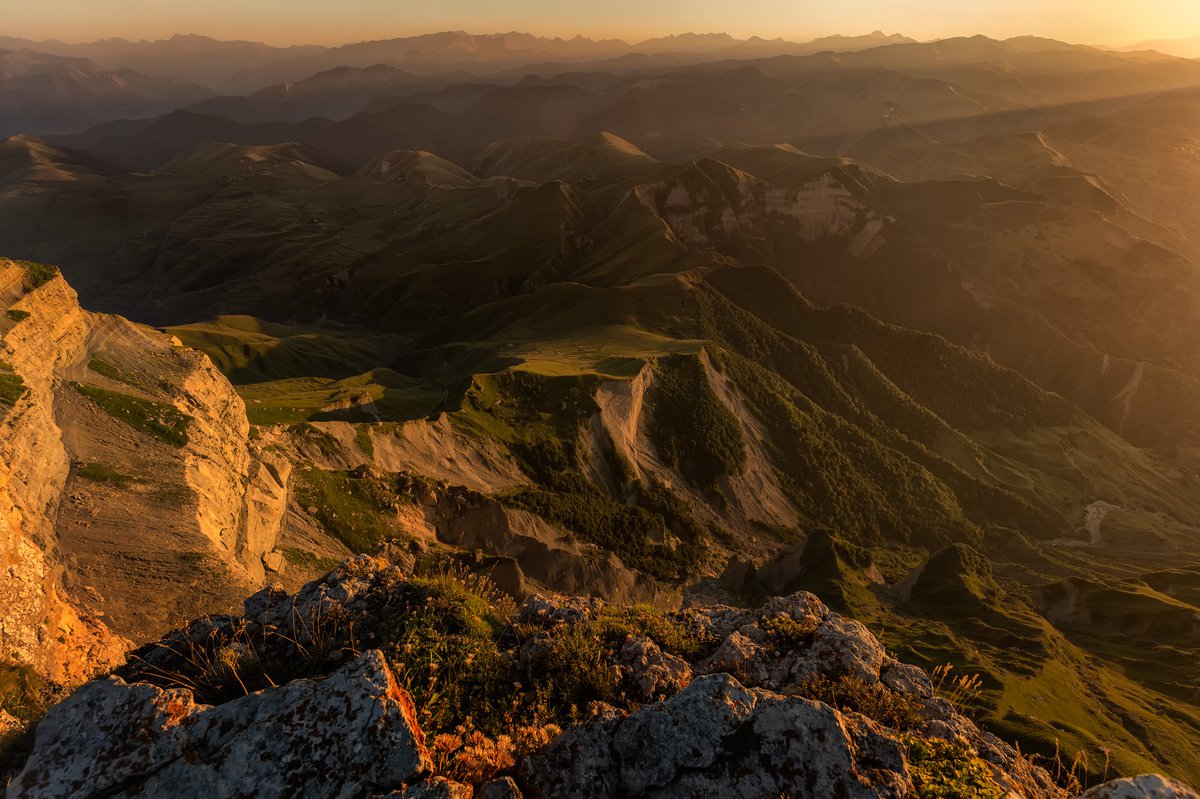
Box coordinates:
[1,0,1197,48]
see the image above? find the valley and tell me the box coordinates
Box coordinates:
[2,25,1200,796]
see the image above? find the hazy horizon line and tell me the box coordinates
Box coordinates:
[1,27,1185,52]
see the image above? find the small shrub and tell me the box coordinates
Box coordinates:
[72,383,191,447]
[20,262,58,291]
[0,365,26,406]
[904,735,1004,799]
[761,614,819,648]
[5,309,30,323]
[530,623,617,713]
[797,674,924,731]
[382,569,518,737]
[591,605,712,660]
[431,727,516,784]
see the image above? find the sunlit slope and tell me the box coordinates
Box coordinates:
[4,132,1200,780]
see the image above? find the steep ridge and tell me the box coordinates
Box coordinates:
[0,259,289,656]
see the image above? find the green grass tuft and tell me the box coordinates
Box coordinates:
[0,360,27,407]
[904,735,1004,799]
[5,309,30,323]
[19,261,58,291]
[72,383,191,447]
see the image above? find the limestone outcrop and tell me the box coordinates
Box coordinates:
[0,259,290,678]
[15,556,1193,799]
[9,650,431,799]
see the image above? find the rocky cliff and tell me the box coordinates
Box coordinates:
[0,258,289,678]
[6,556,1198,798]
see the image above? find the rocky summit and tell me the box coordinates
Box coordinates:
[6,556,1196,799]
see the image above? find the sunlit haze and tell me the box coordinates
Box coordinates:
[3,0,1199,46]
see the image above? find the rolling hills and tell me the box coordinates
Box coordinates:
[2,29,1200,788]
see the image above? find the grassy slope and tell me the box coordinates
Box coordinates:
[44,143,1198,783]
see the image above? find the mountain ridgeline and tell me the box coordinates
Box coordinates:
[1,29,1200,797]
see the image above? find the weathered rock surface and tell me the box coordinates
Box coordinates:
[1081,775,1200,799]
[522,673,909,799]
[387,777,474,799]
[9,559,1195,799]
[0,259,292,677]
[8,650,431,799]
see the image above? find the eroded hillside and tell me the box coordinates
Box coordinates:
[0,259,289,669]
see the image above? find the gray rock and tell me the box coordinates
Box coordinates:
[478,777,523,799]
[794,613,886,683]
[525,673,915,799]
[1082,775,1200,799]
[690,605,758,641]
[698,631,768,684]
[519,593,605,625]
[760,591,828,627]
[880,660,934,697]
[658,692,910,799]
[390,777,474,799]
[243,580,288,619]
[9,649,431,799]
[619,636,692,701]
[520,708,624,799]
[613,674,758,795]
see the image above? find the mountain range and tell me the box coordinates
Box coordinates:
[2,26,1200,794]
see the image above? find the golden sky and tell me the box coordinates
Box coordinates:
[3,0,1198,46]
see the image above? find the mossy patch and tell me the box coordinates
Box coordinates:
[86,358,147,391]
[71,383,191,447]
[4,309,30,323]
[0,360,26,407]
[293,468,408,553]
[18,261,58,291]
[904,735,1004,799]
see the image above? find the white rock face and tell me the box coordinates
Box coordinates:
[7,650,432,799]
[0,262,126,680]
[0,260,291,672]
[645,162,888,259]
[1082,775,1200,799]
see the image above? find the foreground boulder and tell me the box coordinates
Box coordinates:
[521,673,910,798]
[8,650,431,799]
[7,557,1198,799]
[1081,776,1200,799]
